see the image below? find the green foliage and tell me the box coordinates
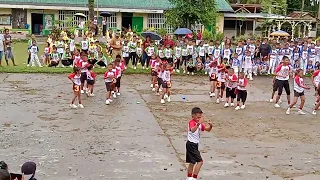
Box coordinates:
[165,0,216,29]
[156,28,167,36]
[261,0,287,15]
[88,0,95,20]
[202,29,215,40]
[215,32,224,42]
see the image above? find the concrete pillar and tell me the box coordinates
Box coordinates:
[308,23,312,37]
[116,12,121,30]
[303,23,307,37]
[291,22,295,41]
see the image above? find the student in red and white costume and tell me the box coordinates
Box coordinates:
[160,61,176,104]
[86,64,96,97]
[273,56,292,108]
[235,72,248,110]
[111,59,120,99]
[155,62,163,96]
[286,69,310,115]
[216,64,228,104]
[185,107,213,180]
[79,54,90,94]
[73,49,82,67]
[224,68,238,107]
[115,58,124,96]
[312,66,320,115]
[68,67,84,109]
[104,64,116,105]
[150,54,159,91]
[208,60,218,97]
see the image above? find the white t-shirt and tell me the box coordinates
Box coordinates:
[0,34,4,51]
[275,65,291,81]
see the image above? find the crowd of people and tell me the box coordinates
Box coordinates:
[0,161,37,180]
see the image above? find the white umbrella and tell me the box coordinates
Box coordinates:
[74,13,86,18]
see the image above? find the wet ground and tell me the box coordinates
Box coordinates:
[0,73,319,180]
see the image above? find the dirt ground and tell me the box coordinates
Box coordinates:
[0,73,319,180]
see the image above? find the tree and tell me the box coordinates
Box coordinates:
[165,0,216,29]
[88,0,95,20]
[262,0,287,15]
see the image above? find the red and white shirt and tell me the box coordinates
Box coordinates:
[226,74,238,88]
[116,66,122,78]
[209,66,218,79]
[68,73,81,86]
[217,66,227,82]
[275,65,291,81]
[237,78,248,91]
[73,55,82,67]
[150,59,157,69]
[87,71,96,81]
[294,76,305,93]
[188,119,205,144]
[104,71,115,83]
[162,70,171,82]
[312,70,320,87]
[80,61,89,73]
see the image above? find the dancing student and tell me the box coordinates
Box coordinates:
[235,72,248,110]
[68,67,84,108]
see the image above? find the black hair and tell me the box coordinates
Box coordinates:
[0,161,8,170]
[116,55,121,59]
[87,64,93,70]
[73,67,80,73]
[191,107,203,115]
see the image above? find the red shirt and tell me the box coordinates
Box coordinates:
[142,40,151,51]
[164,40,175,48]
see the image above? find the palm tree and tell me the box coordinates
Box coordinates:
[88,0,95,20]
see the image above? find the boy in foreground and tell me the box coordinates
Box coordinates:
[186,107,213,180]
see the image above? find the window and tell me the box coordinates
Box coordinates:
[0,15,11,25]
[147,13,173,33]
[105,13,117,29]
[58,11,117,30]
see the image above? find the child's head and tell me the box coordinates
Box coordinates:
[166,43,170,48]
[209,40,214,46]
[224,44,229,48]
[70,34,75,39]
[115,59,120,66]
[196,57,201,62]
[74,49,80,56]
[239,72,245,78]
[188,58,193,63]
[222,58,228,63]
[73,67,81,74]
[46,42,50,47]
[295,60,299,65]
[308,60,313,65]
[199,41,204,46]
[296,68,303,77]
[116,55,121,60]
[124,40,128,45]
[245,50,250,56]
[107,63,113,71]
[66,48,70,53]
[205,56,210,62]
[234,53,238,58]
[237,41,242,46]
[98,52,103,57]
[82,55,88,62]
[282,56,290,65]
[151,54,156,59]
[32,40,36,46]
[52,46,57,52]
[228,68,234,75]
[191,107,203,120]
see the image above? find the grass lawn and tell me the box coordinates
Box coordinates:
[0,42,151,74]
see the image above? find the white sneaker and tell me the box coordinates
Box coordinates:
[27,64,30,67]
[205,71,207,75]
[146,67,149,70]
[108,99,113,102]
[230,103,235,107]
[70,104,77,108]
[312,110,317,115]
[279,99,282,103]
[116,92,120,96]
[78,104,84,108]
[134,66,137,69]
[161,99,165,104]
[220,98,225,102]
[209,93,215,97]
[286,108,290,115]
[150,84,153,88]
[155,92,160,95]
[89,93,95,97]
[142,66,145,69]
[269,99,274,103]
[80,90,84,94]
[152,88,156,92]
[39,65,43,67]
[298,109,306,115]
[235,106,240,110]
[164,94,168,99]
[216,98,220,104]
[191,72,194,75]
[224,103,229,107]
[240,104,246,109]
[159,89,162,92]
[249,77,253,81]
[105,99,110,105]
[187,72,190,75]
[274,103,280,108]
[183,70,186,74]
[113,93,117,98]
[167,96,171,102]
[176,69,180,73]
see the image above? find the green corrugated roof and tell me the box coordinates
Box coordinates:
[1,0,233,12]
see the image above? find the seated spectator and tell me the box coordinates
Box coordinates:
[186,58,195,75]
[0,161,9,180]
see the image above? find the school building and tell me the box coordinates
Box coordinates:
[0,0,233,35]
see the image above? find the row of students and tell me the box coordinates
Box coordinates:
[68,54,125,108]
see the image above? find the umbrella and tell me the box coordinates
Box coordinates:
[270,30,290,37]
[100,12,112,17]
[141,31,161,40]
[174,28,192,35]
[74,13,86,18]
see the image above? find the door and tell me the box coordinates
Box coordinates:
[132,17,143,32]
